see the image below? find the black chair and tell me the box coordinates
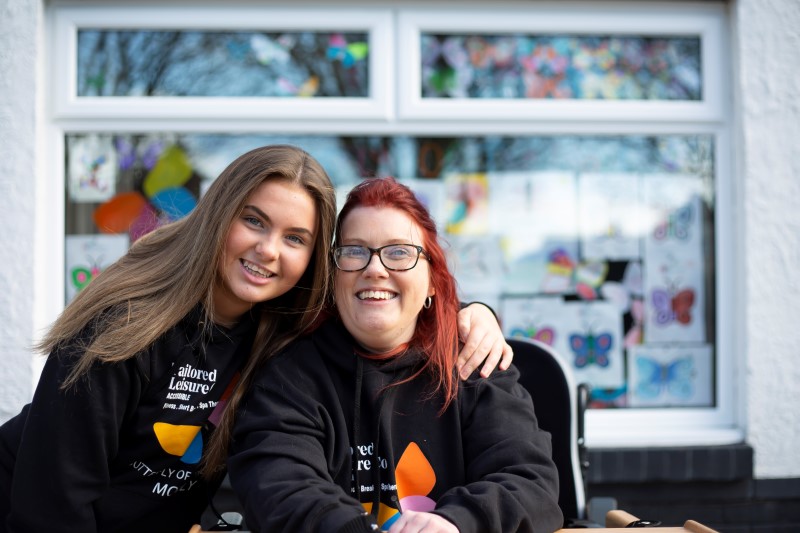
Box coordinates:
[507,336,591,527]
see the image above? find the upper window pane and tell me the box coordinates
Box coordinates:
[77,30,370,97]
[421,33,701,100]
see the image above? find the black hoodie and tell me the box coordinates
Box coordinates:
[229,319,563,533]
[0,306,255,533]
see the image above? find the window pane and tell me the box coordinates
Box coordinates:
[77,30,369,97]
[65,133,715,410]
[421,34,701,100]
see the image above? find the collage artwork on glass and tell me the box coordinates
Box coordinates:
[421,33,701,100]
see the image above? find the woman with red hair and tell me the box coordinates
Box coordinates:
[228,177,562,533]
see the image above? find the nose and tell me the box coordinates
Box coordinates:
[362,252,388,277]
[255,233,279,260]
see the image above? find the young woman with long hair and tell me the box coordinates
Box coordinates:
[0,146,511,533]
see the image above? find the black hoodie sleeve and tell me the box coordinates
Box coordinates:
[228,343,376,533]
[432,365,564,533]
[3,343,142,533]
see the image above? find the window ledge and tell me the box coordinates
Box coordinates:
[586,443,753,484]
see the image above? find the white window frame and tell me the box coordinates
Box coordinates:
[398,5,725,123]
[51,5,394,121]
[43,1,741,448]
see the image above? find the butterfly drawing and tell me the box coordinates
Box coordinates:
[653,203,693,241]
[509,325,555,346]
[71,260,102,292]
[635,356,694,400]
[568,330,613,368]
[651,286,695,325]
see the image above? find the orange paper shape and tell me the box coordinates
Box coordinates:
[93,191,148,233]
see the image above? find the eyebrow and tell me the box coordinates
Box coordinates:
[244,204,315,237]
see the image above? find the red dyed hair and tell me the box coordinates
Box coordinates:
[335,177,461,409]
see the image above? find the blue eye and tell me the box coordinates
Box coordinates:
[384,246,413,258]
[341,246,368,258]
[243,215,263,227]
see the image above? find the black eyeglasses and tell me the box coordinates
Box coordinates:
[333,244,430,272]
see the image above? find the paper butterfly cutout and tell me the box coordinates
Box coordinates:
[509,325,555,346]
[635,356,693,400]
[653,203,693,241]
[568,331,613,368]
[651,287,695,325]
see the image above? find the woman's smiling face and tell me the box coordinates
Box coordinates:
[334,206,434,353]
[213,179,317,326]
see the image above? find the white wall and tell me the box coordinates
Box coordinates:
[0,0,39,421]
[734,0,800,478]
[0,0,798,478]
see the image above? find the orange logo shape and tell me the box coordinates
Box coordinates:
[395,442,436,500]
[152,422,202,456]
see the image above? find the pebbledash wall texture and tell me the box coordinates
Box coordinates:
[0,0,40,421]
[1,0,799,530]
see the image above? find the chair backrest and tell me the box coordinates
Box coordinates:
[506,337,588,523]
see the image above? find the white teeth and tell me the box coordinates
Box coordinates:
[357,290,395,301]
[242,260,273,279]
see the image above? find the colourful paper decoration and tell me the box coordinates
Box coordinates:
[143,145,192,198]
[150,186,197,221]
[93,191,149,233]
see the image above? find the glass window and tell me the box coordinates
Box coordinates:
[65,133,716,410]
[77,30,369,97]
[421,34,702,100]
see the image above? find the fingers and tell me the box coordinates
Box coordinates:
[458,332,502,379]
[499,340,514,370]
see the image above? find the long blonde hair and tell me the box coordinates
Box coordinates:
[38,144,337,476]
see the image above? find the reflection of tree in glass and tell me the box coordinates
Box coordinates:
[77,30,369,97]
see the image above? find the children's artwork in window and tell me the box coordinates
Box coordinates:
[501,297,561,347]
[561,301,625,389]
[77,30,369,97]
[642,176,707,343]
[68,135,117,203]
[488,171,579,295]
[66,135,202,243]
[65,234,129,303]
[628,344,713,407]
[421,33,701,100]
[447,235,506,295]
[444,173,489,234]
[578,173,642,261]
[64,132,715,410]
